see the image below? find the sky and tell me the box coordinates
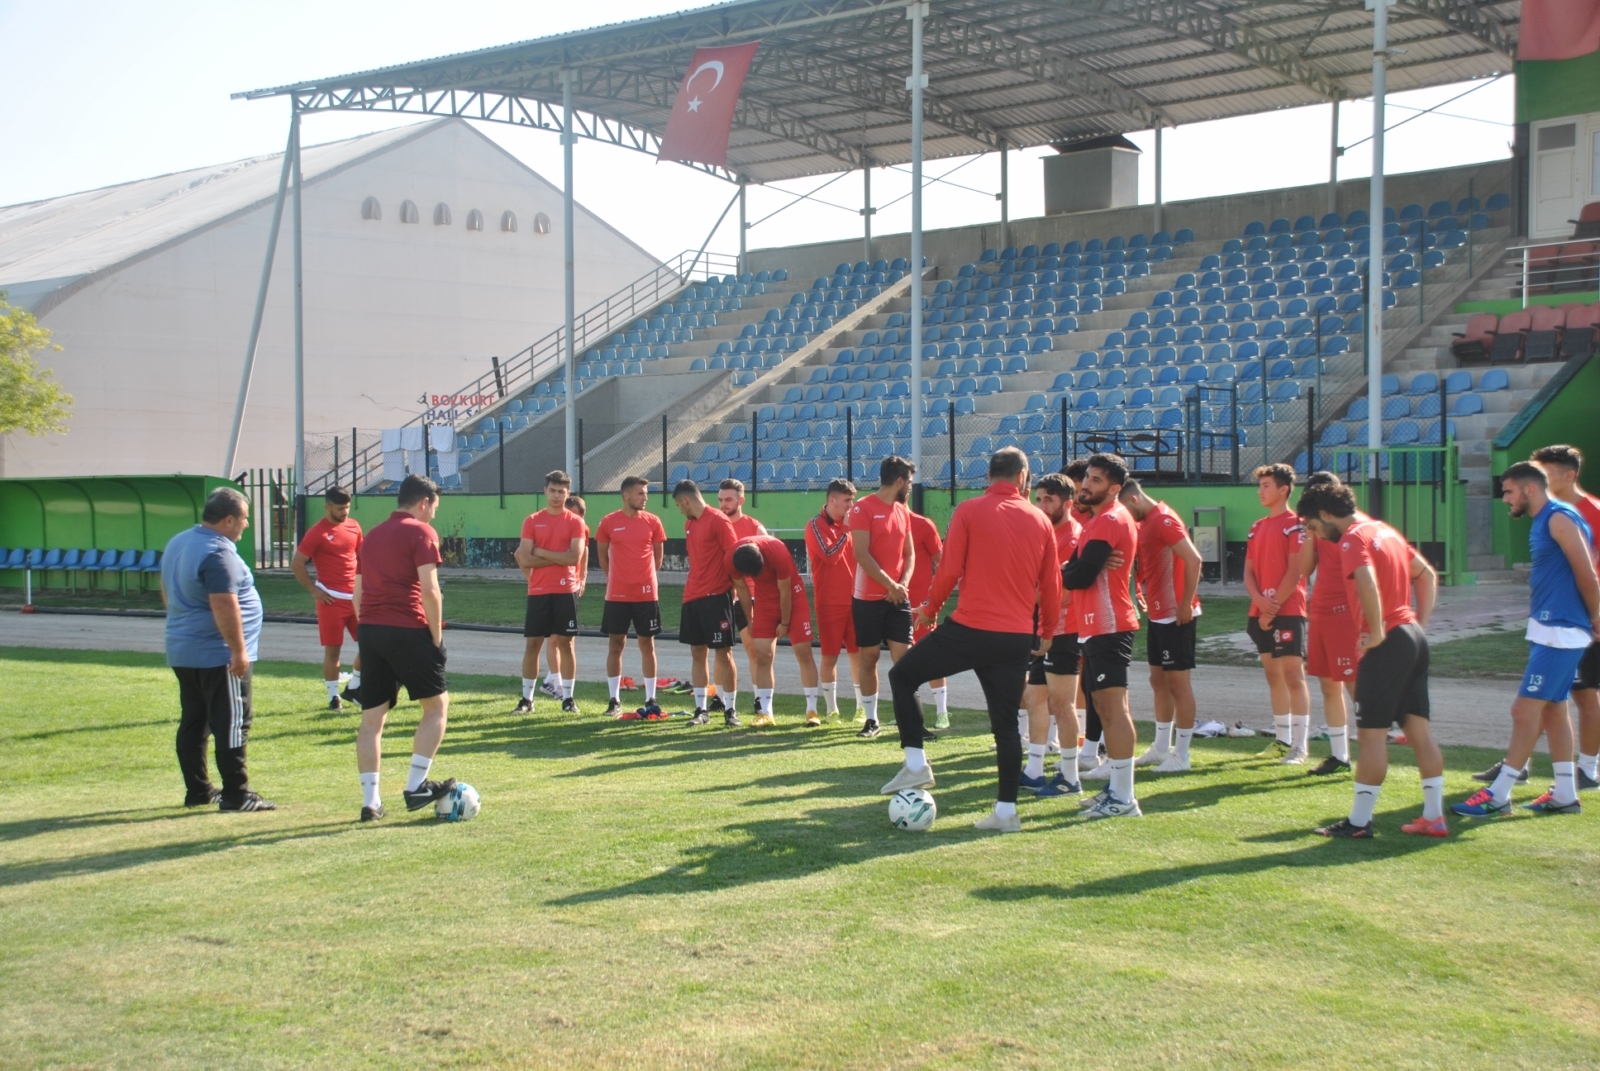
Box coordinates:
[0,0,1517,264]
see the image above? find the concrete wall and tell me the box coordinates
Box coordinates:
[0,121,661,480]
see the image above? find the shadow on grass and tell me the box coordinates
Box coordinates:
[0,807,217,842]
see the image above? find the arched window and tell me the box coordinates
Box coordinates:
[433,202,452,226]
[399,200,420,224]
[500,210,518,233]
[466,209,484,232]
[534,212,551,235]
[360,196,381,221]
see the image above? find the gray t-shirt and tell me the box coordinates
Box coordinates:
[161,525,263,668]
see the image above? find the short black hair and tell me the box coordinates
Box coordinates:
[1034,472,1073,499]
[1253,463,1295,488]
[826,478,856,497]
[324,487,351,506]
[880,455,915,486]
[1086,452,1128,488]
[1503,461,1549,489]
[397,474,439,508]
[1532,444,1583,473]
[1295,482,1357,520]
[567,495,586,517]
[1303,470,1339,489]
[672,479,702,500]
[203,487,248,524]
[544,470,572,489]
[1118,477,1143,497]
[1064,457,1090,482]
[989,446,1027,480]
[620,475,649,493]
[731,543,764,577]
[719,478,746,495]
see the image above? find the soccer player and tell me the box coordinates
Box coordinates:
[160,487,274,811]
[1019,471,1085,796]
[291,488,364,710]
[673,480,741,726]
[881,447,1061,833]
[729,534,820,726]
[514,471,587,714]
[1454,463,1600,818]
[719,480,767,709]
[850,456,917,739]
[596,476,668,718]
[806,479,860,720]
[1062,458,1101,764]
[1530,444,1600,789]
[1302,471,1363,776]
[907,509,949,728]
[1119,479,1204,772]
[353,475,456,822]
[1061,453,1143,817]
[1297,481,1442,838]
[1244,463,1314,763]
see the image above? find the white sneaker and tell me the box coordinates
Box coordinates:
[1154,754,1192,773]
[880,763,935,795]
[1281,748,1309,766]
[1084,794,1143,819]
[1133,747,1171,768]
[974,811,1022,833]
[1081,761,1114,781]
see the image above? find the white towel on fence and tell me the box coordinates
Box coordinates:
[380,428,402,453]
[428,424,455,452]
[399,425,426,452]
[382,449,405,482]
[436,449,459,478]
[405,448,427,474]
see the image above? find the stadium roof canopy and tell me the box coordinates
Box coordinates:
[237,0,1521,185]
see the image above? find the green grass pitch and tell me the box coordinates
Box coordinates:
[2,645,1596,1069]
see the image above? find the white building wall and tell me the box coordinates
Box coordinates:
[1,121,660,478]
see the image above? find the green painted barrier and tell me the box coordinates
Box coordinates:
[1490,354,1600,566]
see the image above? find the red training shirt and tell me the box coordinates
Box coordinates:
[728,534,803,606]
[521,508,587,596]
[357,512,443,629]
[1246,510,1308,618]
[925,482,1061,637]
[597,509,667,602]
[728,513,766,540]
[1050,512,1082,637]
[1575,493,1600,554]
[1136,502,1201,623]
[806,509,856,609]
[1309,509,1370,615]
[848,492,911,600]
[908,513,943,607]
[1339,519,1417,632]
[1076,499,1141,637]
[683,507,737,601]
[297,517,363,596]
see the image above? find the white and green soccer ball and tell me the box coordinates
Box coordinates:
[435,782,481,821]
[888,788,936,831]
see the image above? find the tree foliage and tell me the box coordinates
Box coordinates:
[0,294,72,437]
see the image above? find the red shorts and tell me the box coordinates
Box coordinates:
[1306,608,1360,682]
[752,586,815,643]
[815,598,857,655]
[316,598,359,646]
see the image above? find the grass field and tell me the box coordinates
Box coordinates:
[4,645,1598,1070]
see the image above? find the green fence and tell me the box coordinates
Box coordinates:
[1490,354,1600,566]
[1311,442,1472,585]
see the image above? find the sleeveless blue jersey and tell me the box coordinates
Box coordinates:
[1529,498,1593,633]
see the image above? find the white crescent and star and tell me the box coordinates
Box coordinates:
[683,59,726,114]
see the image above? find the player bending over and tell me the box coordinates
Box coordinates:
[729,535,821,726]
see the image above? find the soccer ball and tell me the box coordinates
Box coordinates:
[888,788,936,831]
[435,783,481,821]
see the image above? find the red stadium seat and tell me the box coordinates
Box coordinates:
[1489,309,1533,364]
[1524,305,1565,362]
[1571,201,1600,239]
[1560,303,1600,358]
[1450,313,1498,363]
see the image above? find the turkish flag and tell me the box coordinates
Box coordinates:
[1520,0,1600,60]
[658,42,760,168]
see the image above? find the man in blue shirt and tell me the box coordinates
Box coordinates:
[1456,462,1600,818]
[160,486,274,811]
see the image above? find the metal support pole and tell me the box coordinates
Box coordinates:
[999,137,1009,252]
[737,179,748,275]
[862,163,873,266]
[290,111,307,543]
[1153,124,1164,235]
[498,420,505,509]
[750,411,759,503]
[577,418,585,494]
[1307,385,1316,472]
[661,414,669,503]
[1328,100,1341,217]
[224,120,296,479]
[908,1,928,510]
[846,408,854,482]
[351,427,357,493]
[562,69,578,476]
[1367,0,1389,470]
[948,401,957,505]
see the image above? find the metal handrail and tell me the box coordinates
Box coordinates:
[1499,241,1600,310]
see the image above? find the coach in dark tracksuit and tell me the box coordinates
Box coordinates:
[160,486,275,811]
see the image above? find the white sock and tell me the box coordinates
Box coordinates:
[1490,760,1522,804]
[1328,725,1350,762]
[1085,736,1102,764]
[1420,775,1444,820]
[1046,716,1059,749]
[325,679,340,699]
[1109,756,1135,802]
[854,684,864,711]
[1175,726,1194,761]
[994,800,1017,818]
[405,754,432,793]
[521,678,536,700]
[1553,761,1578,805]
[1059,746,1080,783]
[1349,781,1381,826]
[693,687,707,710]
[822,681,838,712]
[561,677,574,699]
[1017,709,1029,744]
[756,687,774,713]
[862,694,878,723]
[544,671,558,687]
[726,689,739,713]
[804,687,818,713]
[644,678,657,702]
[933,685,948,715]
[904,746,926,769]
[1151,721,1173,754]
[1580,752,1599,780]
[1290,714,1310,751]
[360,771,380,809]
[1025,743,1047,780]
[348,671,361,689]
[608,676,621,701]
[1274,713,1291,744]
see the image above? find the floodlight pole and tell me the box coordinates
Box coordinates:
[908,0,927,509]
[737,177,748,274]
[1328,100,1341,217]
[999,137,1009,252]
[291,110,306,533]
[1367,0,1388,467]
[1153,124,1164,234]
[862,161,873,266]
[223,121,296,479]
[562,69,577,477]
